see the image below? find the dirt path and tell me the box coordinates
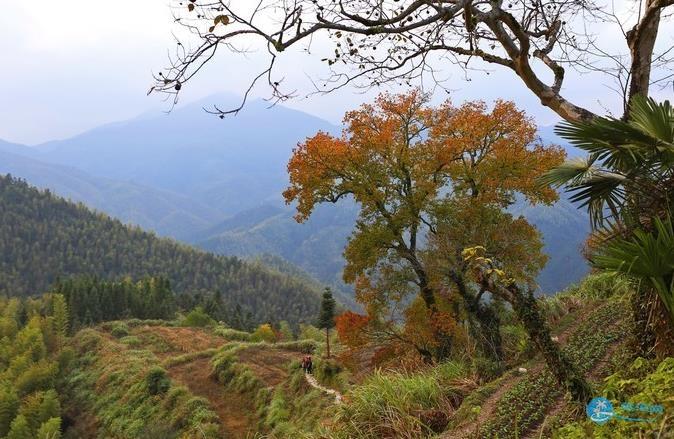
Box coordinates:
[167,357,256,439]
[237,347,298,386]
[304,373,343,404]
[441,302,602,438]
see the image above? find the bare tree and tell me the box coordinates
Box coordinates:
[151,0,673,122]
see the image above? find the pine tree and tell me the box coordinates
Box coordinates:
[51,295,68,347]
[6,414,32,439]
[317,288,336,358]
[36,418,61,439]
[0,387,19,437]
[37,390,60,425]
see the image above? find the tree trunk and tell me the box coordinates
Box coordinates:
[451,273,504,366]
[625,0,663,116]
[509,286,592,404]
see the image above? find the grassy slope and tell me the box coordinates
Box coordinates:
[441,296,632,438]
[61,321,335,439]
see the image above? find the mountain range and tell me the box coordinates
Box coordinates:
[0,94,590,295]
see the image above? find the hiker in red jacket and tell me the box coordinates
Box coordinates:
[301,355,313,374]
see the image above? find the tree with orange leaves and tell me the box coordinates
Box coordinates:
[284,90,564,362]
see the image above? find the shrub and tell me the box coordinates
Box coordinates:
[299,324,324,343]
[251,324,276,343]
[556,357,674,437]
[568,272,632,300]
[119,336,142,347]
[212,327,251,342]
[274,340,317,353]
[110,323,130,338]
[333,370,451,438]
[180,307,215,328]
[145,367,171,395]
[501,324,533,364]
[313,358,349,392]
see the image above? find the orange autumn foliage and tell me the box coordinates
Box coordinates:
[335,311,370,349]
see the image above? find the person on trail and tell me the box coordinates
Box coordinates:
[301,355,313,374]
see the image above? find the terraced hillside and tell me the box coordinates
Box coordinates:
[441,297,631,438]
[60,321,337,439]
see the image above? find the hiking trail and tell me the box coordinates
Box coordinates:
[304,373,343,404]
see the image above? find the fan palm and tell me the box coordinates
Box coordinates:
[592,216,674,325]
[539,96,674,229]
[539,96,674,328]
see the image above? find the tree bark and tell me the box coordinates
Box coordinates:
[450,273,504,366]
[484,279,592,403]
[625,0,665,117]
[508,285,592,403]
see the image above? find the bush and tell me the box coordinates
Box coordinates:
[501,324,533,364]
[471,356,502,382]
[110,323,130,338]
[119,336,141,347]
[146,367,171,395]
[213,327,251,342]
[274,340,317,353]
[555,357,674,437]
[332,370,451,438]
[251,324,276,343]
[299,324,324,343]
[180,307,215,328]
[567,272,632,300]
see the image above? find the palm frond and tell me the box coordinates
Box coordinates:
[592,216,674,323]
[536,157,595,189]
[629,96,674,146]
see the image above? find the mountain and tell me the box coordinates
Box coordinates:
[510,195,590,293]
[0,149,222,239]
[0,175,323,324]
[194,203,358,289]
[30,94,339,214]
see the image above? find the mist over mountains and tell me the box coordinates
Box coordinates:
[0,94,589,295]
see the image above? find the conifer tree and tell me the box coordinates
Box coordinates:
[36,418,61,439]
[0,387,19,437]
[51,295,68,346]
[317,288,336,358]
[37,390,60,426]
[6,414,32,439]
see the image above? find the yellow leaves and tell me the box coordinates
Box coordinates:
[462,245,517,287]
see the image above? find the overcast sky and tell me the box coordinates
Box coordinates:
[1,0,672,145]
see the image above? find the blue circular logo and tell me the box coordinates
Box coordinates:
[587,397,614,424]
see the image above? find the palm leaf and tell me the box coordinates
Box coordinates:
[592,216,674,323]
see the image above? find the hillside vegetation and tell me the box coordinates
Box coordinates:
[0,175,323,325]
[61,319,334,438]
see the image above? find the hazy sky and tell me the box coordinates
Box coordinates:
[1,1,672,145]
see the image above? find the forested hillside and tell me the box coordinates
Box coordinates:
[0,175,323,324]
[0,149,222,239]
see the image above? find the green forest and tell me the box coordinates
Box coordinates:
[0,175,323,325]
